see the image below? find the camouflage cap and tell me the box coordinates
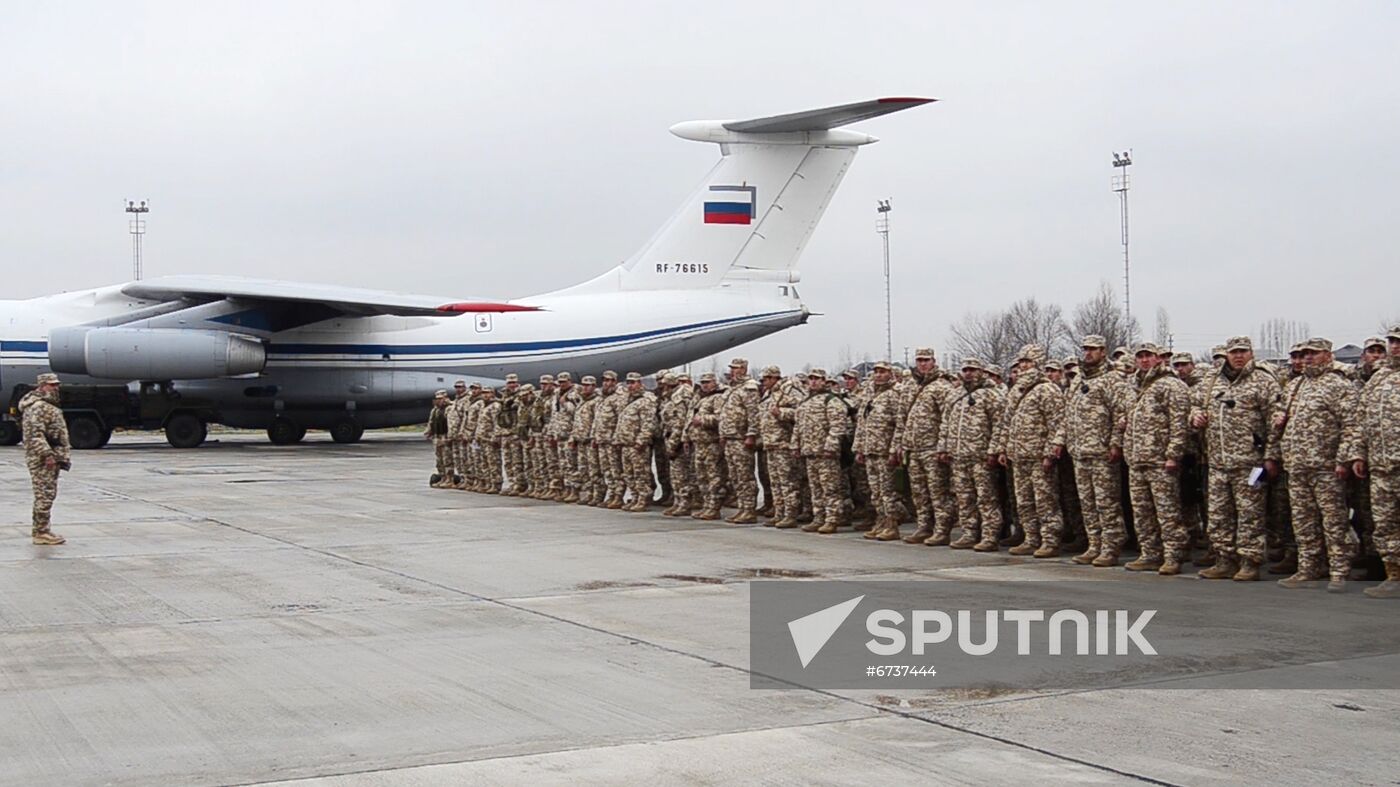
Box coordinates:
[1015,344,1045,365]
[677,372,692,382]
[556,371,572,382]
[1043,358,1063,371]
[841,368,860,379]
[806,366,827,379]
[1133,341,1163,356]
[518,383,535,393]
[1117,358,1136,372]
[699,372,717,383]
[504,373,519,383]
[1364,336,1385,350]
[1211,344,1228,358]
[1171,352,1194,365]
[1225,336,1252,352]
[1080,335,1107,349]
[36,372,60,385]
[470,381,483,389]
[625,371,642,382]
[872,361,893,372]
[729,357,748,368]
[602,370,618,380]
[1388,325,1400,341]
[657,372,676,385]
[580,375,597,385]
[914,347,935,360]
[453,379,467,387]
[1303,337,1333,352]
[761,364,781,377]
[434,389,448,398]
[1289,342,1306,356]
[1111,345,1129,359]
[960,357,983,371]
[539,374,554,384]
[1063,355,1079,367]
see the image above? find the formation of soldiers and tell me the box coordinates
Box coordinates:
[428,328,1400,599]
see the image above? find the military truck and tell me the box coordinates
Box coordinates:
[1,381,221,449]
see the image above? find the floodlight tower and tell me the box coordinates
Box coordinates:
[876,199,893,363]
[1111,152,1132,324]
[126,199,149,280]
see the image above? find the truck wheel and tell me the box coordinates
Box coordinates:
[0,420,19,446]
[97,428,113,448]
[166,413,207,448]
[330,419,364,444]
[268,417,304,445]
[68,415,106,450]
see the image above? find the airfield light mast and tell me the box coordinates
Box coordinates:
[877,199,893,363]
[1111,152,1132,326]
[126,199,149,281]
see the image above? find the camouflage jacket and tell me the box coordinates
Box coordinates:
[661,386,696,452]
[993,370,1065,462]
[476,401,501,443]
[494,393,521,438]
[1123,366,1190,465]
[571,392,599,443]
[1277,365,1357,471]
[1190,361,1280,469]
[527,393,552,437]
[447,396,470,439]
[592,388,629,444]
[938,378,1006,460]
[615,390,658,445]
[898,372,958,453]
[793,391,849,457]
[1056,360,1127,460]
[463,397,484,442]
[719,376,761,439]
[548,388,580,440]
[517,395,542,439]
[853,381,901,456]
[1343,363,1400,470]
[758,381,801,450]
[427,403,450,439]
[20,389,70,464]
[687,388,725,444]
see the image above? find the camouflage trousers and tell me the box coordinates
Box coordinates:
[1288,468,1358,577]
[724,440,758,513]
[1206,467,1268,563]
[28,461,59,534]
[1370,469,1400,562]
[670,446,697,510]
[575,441,600,502]
[1058,457,1084,537]
[952,459,1001,544]
[559,441,577,494]
[693,442,724,511]
[795,456,813,518]
[604,444,625,502]
[865,454,900,520]
[543,439,563,493]
[451,440,468,480]
[1011,459,1063,548]
[1127,464,1188,561]
[529,438,548,491]
[847,462,870,512]
[433,438,454,476]
[908,450,954,533]
[481,442,503,490]
[804,454,845,527]
[503,437,526,491]
[622,444,654,504]
[764,446,798,520]
[1072,457,1125,554]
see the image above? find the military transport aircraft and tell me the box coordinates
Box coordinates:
[0,97,933,447]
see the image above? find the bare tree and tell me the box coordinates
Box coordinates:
[948,309,1018,371]
[1004,297,1073,359]
[1257,318,1311,358]
[1154,306,1172,348]
[1071,281,1140,350]
[835,344,855,375]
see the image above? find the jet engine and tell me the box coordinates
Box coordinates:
[49,327,266,380]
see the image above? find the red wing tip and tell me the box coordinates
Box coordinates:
[877,97,937,104]
[436,302,542,313]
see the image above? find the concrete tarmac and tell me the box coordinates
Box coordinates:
[1,433,1396,786]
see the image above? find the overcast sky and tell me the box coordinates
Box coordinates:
[4,1,1397,369]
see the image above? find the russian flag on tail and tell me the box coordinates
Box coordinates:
[704,185,757,225]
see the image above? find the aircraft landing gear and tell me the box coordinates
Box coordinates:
[330,418,364,444]
[268,417,306,445]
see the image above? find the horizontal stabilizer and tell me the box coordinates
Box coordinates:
[723,97,935,134]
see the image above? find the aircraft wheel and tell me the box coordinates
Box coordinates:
[166,413,208,448]
[330,419,364,444]
[0,420,20,446]
[268,417,304,445]
[68,415,106,450]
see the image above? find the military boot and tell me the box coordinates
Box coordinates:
[1327,573,1347,594]
[1124,556,1163,572]
[1091,551,1120,568]
[876,523,903,541]
[758,504,775,519]
[1268,549,1298,575]
[815,521,841,534]
[1071,539,1100,565]
[661,504,681,517]
[973,538,1000,553]
[801,519,823,533]
[1277,570,1325,589]
[903,525,934,545]
[32,531,65,546]
[657,489,675,508]
[1198,556,1240,580]
[949,532,978,550]
[862,516,887,539]
[1008,540,1039,556]
[774,517,799,530]
[607,499,624,510]
[1363,560,1400,599]
[1232,560,1262,581]
[1157,557,1181,576]
[1193,546,1218,567]
[923,527,952,547]
[730,510,758,525]
[693,508,720,521]
[1032,543,1061,559]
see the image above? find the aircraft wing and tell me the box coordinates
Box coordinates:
[121,275,539,317]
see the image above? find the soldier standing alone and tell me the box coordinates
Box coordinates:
[22,373,70,545]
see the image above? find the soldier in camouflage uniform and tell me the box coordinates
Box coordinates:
[21,373,70,545]
[1275,338,1359,591]
[616,372,658,511]
[719,358,762,524]
[854,362,904,540]
[592,371,628,508]
[899,348,959,545]
[446,380,470,489]
[794,369,850,533]
[426,390,453,487]
[496,374,526,495]
[475,388,502,493]
[522,376,552,498]
[1054,335,1129,566]
[461,383,485,491]
[1346,337,1387,563]
[511,385,539,494]
[1171,353,1208,557]
[758,366,799,527]
[661,373,696,516]
[840,369,871,525]
[1345,325,1400,598]
[938,358,1006,551]
[994,344,1067,557]
[571,376,601,505]
[1123,343,1192,574]
[689,373,726,520]
[549,373,580,501]
[652,370,674,508]
[1190,336,1281,580]
[1266,344,1308,574]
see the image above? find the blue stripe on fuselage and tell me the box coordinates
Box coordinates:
[1,341,47,352]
